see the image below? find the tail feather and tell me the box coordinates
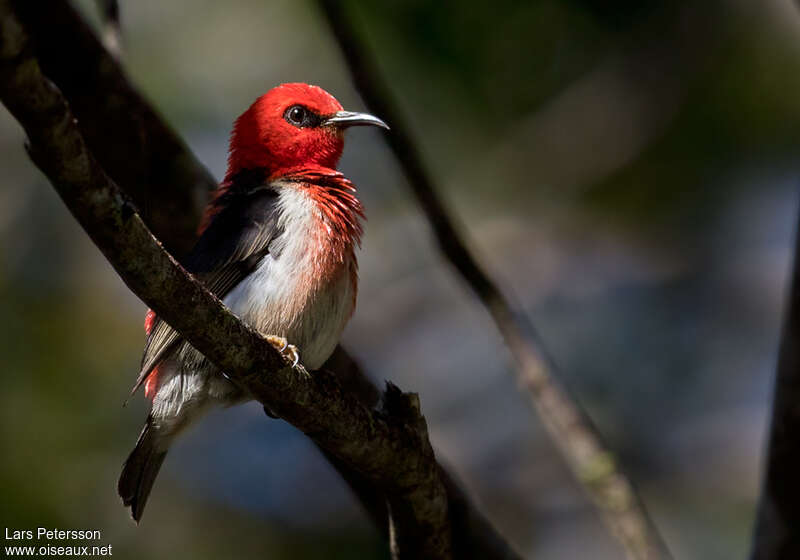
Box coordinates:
[118,416,167,523]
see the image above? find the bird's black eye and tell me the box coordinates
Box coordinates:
[284,105,320,128]
[287,106,305,124]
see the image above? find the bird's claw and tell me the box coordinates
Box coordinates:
[265,335,307,375]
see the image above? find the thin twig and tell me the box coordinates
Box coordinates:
[317,2,673,559]
[751,210,800,559]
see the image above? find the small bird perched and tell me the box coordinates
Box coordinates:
[118,83,387,522]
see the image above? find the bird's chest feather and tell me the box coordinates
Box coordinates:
[222,187,357,369]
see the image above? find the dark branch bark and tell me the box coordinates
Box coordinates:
[321,348,521,559]
[751,214,800,560]
[316,2,672,559]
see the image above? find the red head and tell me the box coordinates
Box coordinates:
[225,83,387,180]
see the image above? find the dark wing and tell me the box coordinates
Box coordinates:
[131,186,283,395]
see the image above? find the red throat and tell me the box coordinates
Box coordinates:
[291,168,365,250]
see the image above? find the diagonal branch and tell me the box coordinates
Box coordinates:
[0,3,451,558]
[751,212,800,559]
[317,2,673,559]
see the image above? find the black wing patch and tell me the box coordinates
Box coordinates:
[131,186,283,395]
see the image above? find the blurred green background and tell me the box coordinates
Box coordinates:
[2,0,799,558]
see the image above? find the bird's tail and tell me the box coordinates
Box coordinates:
[118,415,168,523]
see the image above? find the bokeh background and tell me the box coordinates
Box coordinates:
[2,0,799,558]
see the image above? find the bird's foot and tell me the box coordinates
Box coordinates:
[265,335,308,376]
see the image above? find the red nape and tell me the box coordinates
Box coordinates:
[144,309,156,334]
[144,366,159,400]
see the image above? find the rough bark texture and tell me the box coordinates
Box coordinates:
[317,2,672,559]
[751,218,800,560]
[0,2,523,558]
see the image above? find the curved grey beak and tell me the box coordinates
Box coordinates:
[324,110,389,130]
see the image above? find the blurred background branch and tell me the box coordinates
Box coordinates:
[317,1,672,559]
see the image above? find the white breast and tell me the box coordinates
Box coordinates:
[222,186,355,370]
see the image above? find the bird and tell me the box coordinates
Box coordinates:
[118,83,388,522]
